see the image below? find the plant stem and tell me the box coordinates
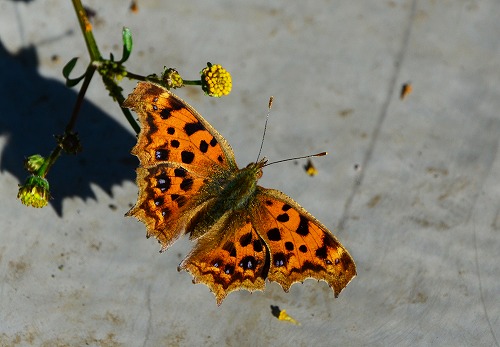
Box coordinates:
[72,0,101,61]
[66,64,96,133]
[125,71,148,81]
[183,80,202,86]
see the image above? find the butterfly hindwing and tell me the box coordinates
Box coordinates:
[251,187,356,296]
[126,164,208,249]
[179,210,268,305]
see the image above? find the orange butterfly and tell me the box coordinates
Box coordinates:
[123,82,356,304]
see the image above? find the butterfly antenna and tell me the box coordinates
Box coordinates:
[264,152,327,167]
[256,96,274,162]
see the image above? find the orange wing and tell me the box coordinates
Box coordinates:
[179,186,356,304]
[127,165,210,248]
[123,82,236,170]
[251,187,356,297]
[179,210,268,305]
[123,82,238,249]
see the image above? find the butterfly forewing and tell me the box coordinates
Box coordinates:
[123,82,237,171]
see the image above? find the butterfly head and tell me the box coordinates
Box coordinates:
[245,158,268,180]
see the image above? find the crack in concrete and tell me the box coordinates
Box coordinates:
[337,0,418,232]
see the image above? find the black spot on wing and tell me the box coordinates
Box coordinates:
[181,151,195,164]
[224,264,234,274]
[296,215,309,236]
[239,232,253,247]
[253,239,263,252]
[184,122,205,136]
[315,245,328,259]
[239,256,257,270]
[180,178,194,192]
[277,213,289,223]
[156,174,171,192]
[155,149,169,160]
[160,108,172,119]
[174,168,187,177]
[273,253,287,267]
[154,197,164,206]
[300,261,324,272]
[267,228,281,241]
[199,140,209,153]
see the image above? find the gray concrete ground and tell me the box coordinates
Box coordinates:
[1,1,499,346]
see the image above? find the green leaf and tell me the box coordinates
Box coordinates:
[62,57,86,87]
[119,27,133,63]
[62,57,79,78]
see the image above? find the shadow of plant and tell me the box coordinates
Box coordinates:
[0,41,137,215]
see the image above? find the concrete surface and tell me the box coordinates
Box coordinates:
[1,0,499,346]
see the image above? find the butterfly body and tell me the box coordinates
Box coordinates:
[183,159,265,240]
[124,82,356,304]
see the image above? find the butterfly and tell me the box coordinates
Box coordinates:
[123,81,356,305]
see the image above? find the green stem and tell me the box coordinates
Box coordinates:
[111,84,141,134]
[37,145,62,179]
[125,71,148,81]
[72,0,140,134]
[182,80,202,86]
[122,103,141,134]
[71,0,101,61]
